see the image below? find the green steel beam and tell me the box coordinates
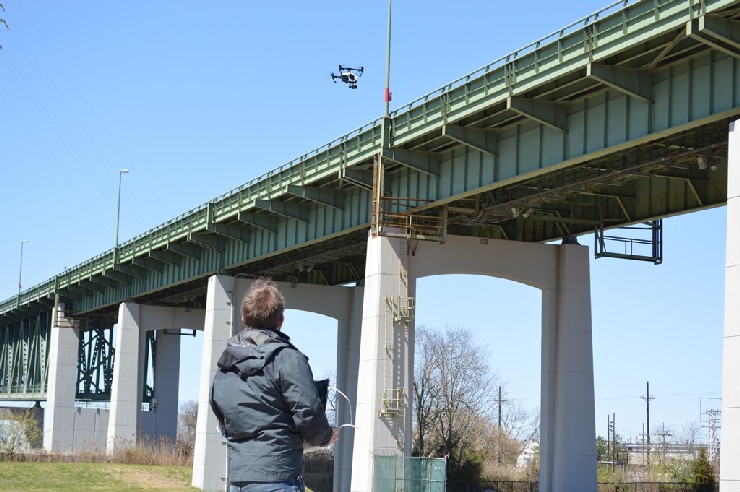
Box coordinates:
[687,14,740,58]
[206,223,251,243]
[113,263,148,279]
[507,97,569,133]
[442,125,499,156]
[88,275,120,289]
[167,242,203,260]
[103,269,134,283]
[341,168,374,189]
[149,249,183,266]
[132,256,165,273]
[254,200,309,222]
[238,212,279,233]
[79,280,106,294]
[285,185,345,210]
[587,63,653,103]
[382,148,441,176]
[188,232,226,252]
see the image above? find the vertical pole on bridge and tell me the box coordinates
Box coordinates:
[721,119,740,492]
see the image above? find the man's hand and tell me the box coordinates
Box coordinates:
[327,426,340,445]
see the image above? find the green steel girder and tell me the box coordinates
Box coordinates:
[189,232,227,252]
[341,168,374,189]
[114,262,148,279]
[132,256,165,273]
[66,284,96,297]
[286,185,345,210]
[103,268,134,283]
[586,64,653,103]
[254,199,309,222]
[79,280,106,294]
[688,14,740,58]
[206,222,251,243]
[88,274,120,289]
[442,125,499,156]
[238,212,279,233]
[149,249,183,266]
[167,242,203,260]
[507,97,569,133]
[382,148,441,176]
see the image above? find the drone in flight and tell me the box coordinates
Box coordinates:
[331,65,364,89]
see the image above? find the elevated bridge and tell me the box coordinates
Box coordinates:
[2,0,740,491]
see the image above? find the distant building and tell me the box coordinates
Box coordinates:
[517,441,539,468]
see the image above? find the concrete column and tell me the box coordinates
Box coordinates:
[721,119,740,492]
[334,286,364,492]
[193,275,235,492]
[136,305,204,441]
[43,305,80,451]
[139,326,181,441]
[107,302,145,452]
[540,245,596,492]
[351,232,413,491]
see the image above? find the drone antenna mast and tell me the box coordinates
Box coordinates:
[384,0,392,117]
[373,0,393,236]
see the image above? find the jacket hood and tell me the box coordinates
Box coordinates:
[217,328,292,378]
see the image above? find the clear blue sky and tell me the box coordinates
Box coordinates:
[1,1,725,444]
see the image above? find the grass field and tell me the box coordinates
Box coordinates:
[0,462,322,491]
[0,462,197,491]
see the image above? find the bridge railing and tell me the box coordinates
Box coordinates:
[390,0,715,144]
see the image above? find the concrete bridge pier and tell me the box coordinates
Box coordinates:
[349,234,597,492]
[350,232,415,491]
[43,303,81,451]
[193,276,364,492]
[106,302,204,452]
[721,119,740,492]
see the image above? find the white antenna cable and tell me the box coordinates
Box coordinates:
[329,386,357,430]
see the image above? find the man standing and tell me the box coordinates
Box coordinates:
[210,278,338,492]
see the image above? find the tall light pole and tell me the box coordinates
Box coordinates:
[17,239,29,307]
[115,169,129,261]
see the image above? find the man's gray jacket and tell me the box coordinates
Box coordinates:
[210,328,332,483]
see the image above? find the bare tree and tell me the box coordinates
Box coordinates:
[178,400,198,452]
[679,421,703,458]
[413,325,498,479]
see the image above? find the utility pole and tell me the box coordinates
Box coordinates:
[612,413,616,471]
[497,386,506,464]
[641,381,655,465]
[607,413,616,471]
[705,409,721,466]
[656,423,672,463]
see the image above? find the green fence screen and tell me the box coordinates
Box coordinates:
[373,455,446,491]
